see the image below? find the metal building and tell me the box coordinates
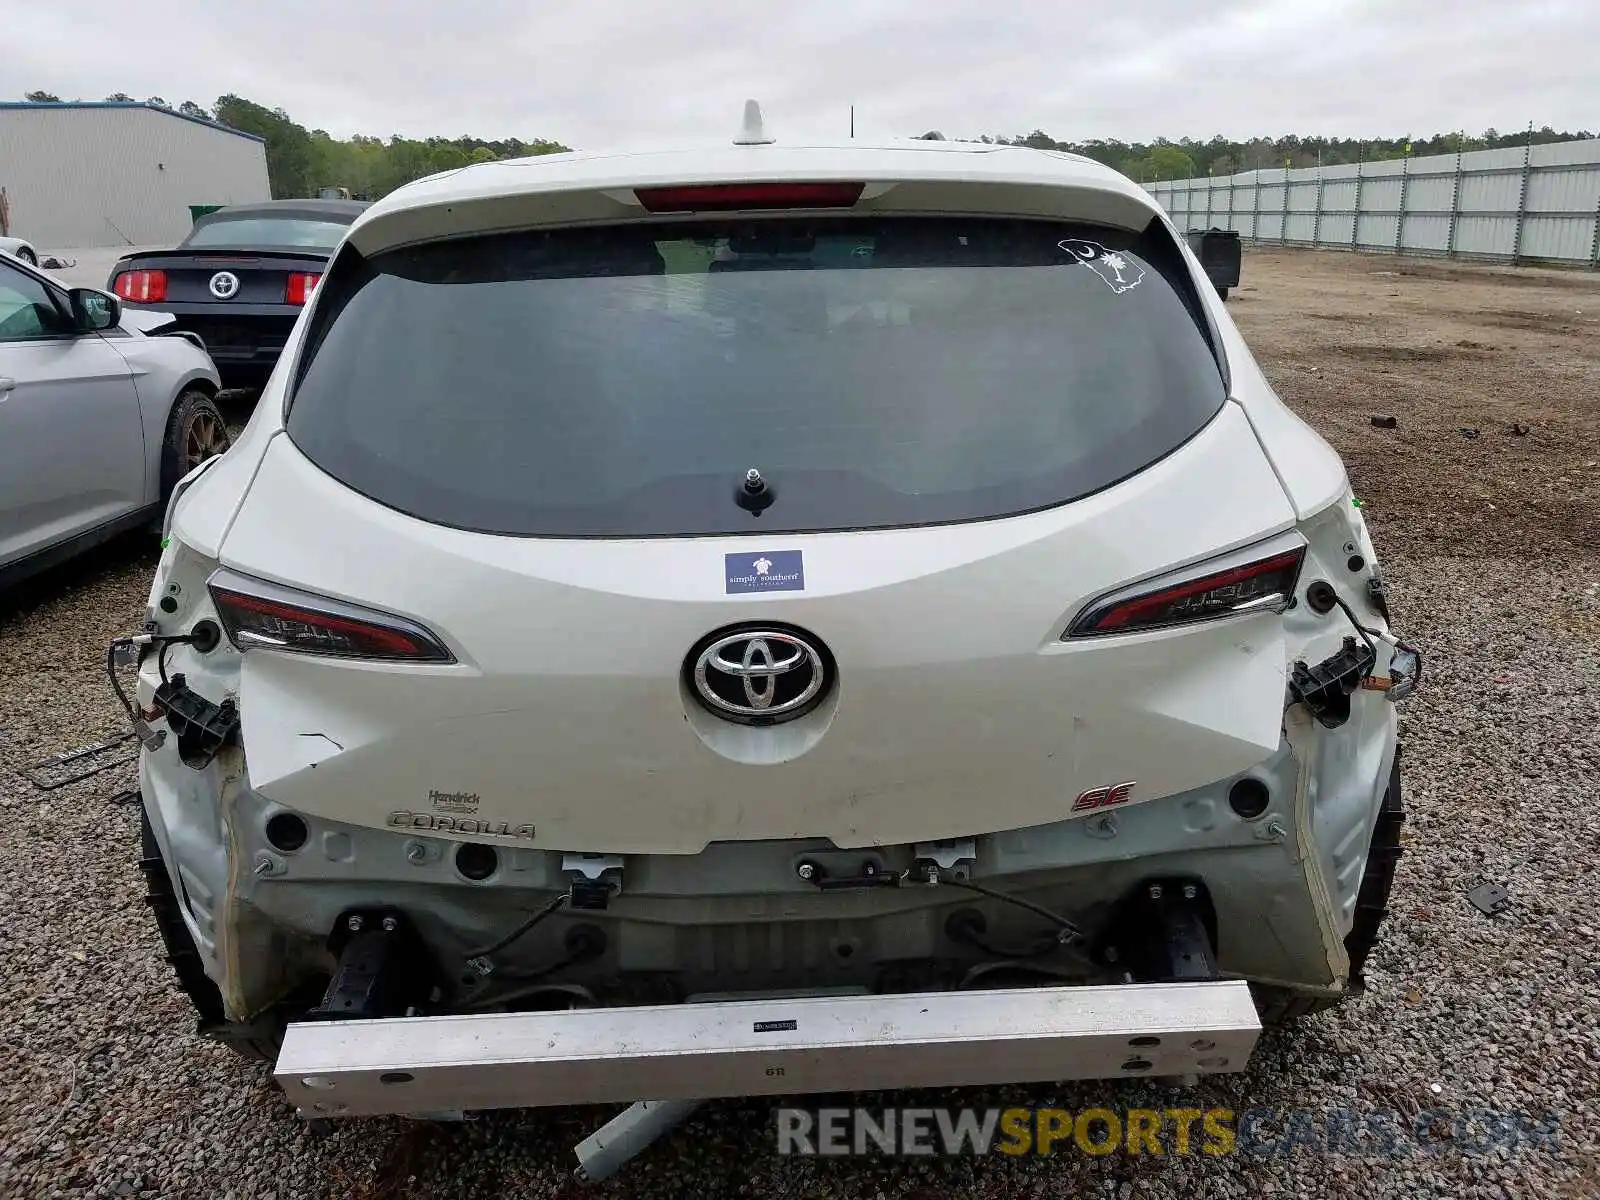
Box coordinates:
[0,101,271,250]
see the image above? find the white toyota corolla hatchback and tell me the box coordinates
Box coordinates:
[121,108,1420,1166]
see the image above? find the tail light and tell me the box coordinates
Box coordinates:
[1068,545,1306,638]
[634,182,865,213]
[112,269,167,303]
[207,569,454,663]
[285,272,321,305]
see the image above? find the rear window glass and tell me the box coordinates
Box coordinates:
[185,217,349,250]
[287,217,1225,537]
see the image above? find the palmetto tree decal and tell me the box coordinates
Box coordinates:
[1058,240,1146,294]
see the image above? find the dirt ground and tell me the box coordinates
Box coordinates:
[1227,251,1600,561]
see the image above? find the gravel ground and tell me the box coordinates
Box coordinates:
[2,249,1599,1198]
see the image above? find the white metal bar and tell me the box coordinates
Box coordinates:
[276,981,1262,1118]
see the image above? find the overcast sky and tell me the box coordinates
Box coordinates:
[9,0,1596,147]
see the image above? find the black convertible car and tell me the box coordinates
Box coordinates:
[107,198,369,387]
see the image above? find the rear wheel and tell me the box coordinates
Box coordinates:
[16,246,38,266]
[1217,286,1230,301]
[160,388,230,499]
[1254,748,1405,1025]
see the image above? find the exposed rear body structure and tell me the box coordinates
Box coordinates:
[120,107,1420,1180]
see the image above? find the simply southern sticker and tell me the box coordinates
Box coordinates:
[726,550,805,594]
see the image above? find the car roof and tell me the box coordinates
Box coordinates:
[346,134,1166,257]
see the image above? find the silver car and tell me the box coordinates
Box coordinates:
[0,252,227,587]
[0,235,41,267]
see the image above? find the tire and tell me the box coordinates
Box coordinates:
[138,806,282,1061]
[1343,749,1406,986]
[159,388,230,500]
[16,246,38,266]
[1253,749,1405,1025]
[1217,286,1230,301]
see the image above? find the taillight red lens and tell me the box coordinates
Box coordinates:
[634,182,865,213]
[208,571,453,662]
[285,272,321,305]
[113,269,167,303]
[1069,547,1306,637]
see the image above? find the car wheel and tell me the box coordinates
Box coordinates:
[1217,286,1230,301]
[16,246,38,266]
[160,388,231,498]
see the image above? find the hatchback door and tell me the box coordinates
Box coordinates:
[0,259,145,568]
[213,213,1300,853]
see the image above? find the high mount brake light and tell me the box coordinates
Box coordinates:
[1068,547,1306,638]
[285,272,321,305]
[113,269,167,303]
[633,182,866,213]
[207,571,453,663]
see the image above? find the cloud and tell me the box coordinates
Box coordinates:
[8,0,1596,147]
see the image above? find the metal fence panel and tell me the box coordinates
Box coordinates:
[1406,214,1452,252]
[1145,137,1600,267]
[1457,171,1519,213]
[1453,215,1517,257]
[1520,216,1595,263]
[1525,165,1600,213]
[1320,179,1358,211]
[1405,175,1456,212]
[1461,146,1535,172]
[1287,181,1319,213]
[1356,213,1399,248]
[1361,177,1403,213]
[1532,140,1600,168]
[1320,212,1356,243]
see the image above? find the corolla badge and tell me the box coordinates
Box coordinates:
[691,629,828,724]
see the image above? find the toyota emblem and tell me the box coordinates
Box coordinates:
[690,628,829,724]
[208,271,240,299]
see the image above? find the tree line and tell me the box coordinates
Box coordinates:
[922,128,1598,182]
[21,89,1597,192]
[21,90,569,200]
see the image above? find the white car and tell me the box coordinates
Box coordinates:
[0,251,226,587]
[124,106,1420,1177]
[0,235,41,266]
